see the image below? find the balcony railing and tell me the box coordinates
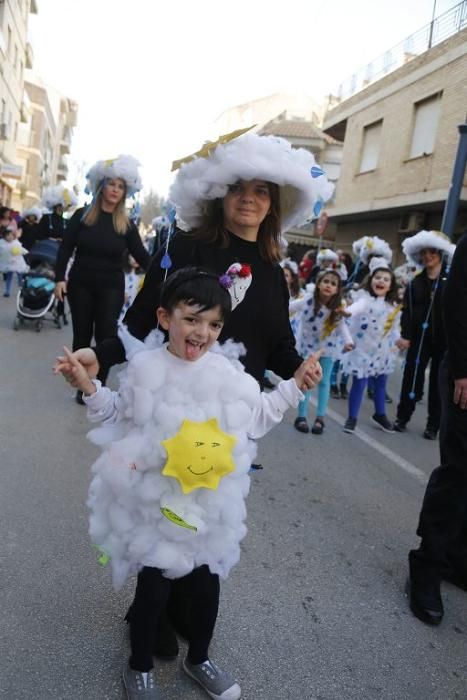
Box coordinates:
[332,0,467,104]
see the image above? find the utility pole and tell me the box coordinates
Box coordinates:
[441,122,467,239]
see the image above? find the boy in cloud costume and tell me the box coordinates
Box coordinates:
[56,266,311,700]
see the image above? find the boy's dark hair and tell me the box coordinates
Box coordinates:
[0,225,12,238]
[362,267,399,304]
[160,266,232,319]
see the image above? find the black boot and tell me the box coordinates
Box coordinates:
[339,384,348,400]
[407,551,443,625]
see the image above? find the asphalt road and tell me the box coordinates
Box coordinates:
[0,292,465,700]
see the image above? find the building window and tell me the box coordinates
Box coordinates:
[409,92,442,159]
[359,120,383,173]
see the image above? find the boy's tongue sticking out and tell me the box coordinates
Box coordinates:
[186,339,203,360]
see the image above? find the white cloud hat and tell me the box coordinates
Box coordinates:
[169,132,334,233]
[41,185,77,210]
[352,236,392,264]
[21,206,42,221]
[317,248,338,265]
[402,230,456,266]
[86,154,143,197]
[368,256,392,275]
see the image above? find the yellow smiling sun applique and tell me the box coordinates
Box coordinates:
[162,418,237,494]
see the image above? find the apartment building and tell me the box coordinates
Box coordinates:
[0,0,37,204]
[323,11,467,263]
[14,72,78,208]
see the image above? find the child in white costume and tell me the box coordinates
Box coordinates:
[56,266,310,700]
[0,227,28,297]
[290,268,354,435]
[341,258,404,434]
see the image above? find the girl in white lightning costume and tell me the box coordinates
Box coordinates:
[291,266,353,434]
[55,266,311,700]
[342,257,404,434]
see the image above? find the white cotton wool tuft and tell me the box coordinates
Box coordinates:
[132,387,154,425]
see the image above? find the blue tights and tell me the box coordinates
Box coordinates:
[298,356,334,419]
[348,374,388,419]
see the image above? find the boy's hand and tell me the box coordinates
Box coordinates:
[54,347,100,381]
[343,342,355,353]
[54,346,96,396]
[294,351,323,391]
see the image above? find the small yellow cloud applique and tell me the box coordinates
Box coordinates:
[162,418,237,494]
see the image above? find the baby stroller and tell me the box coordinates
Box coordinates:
[13,239,62,332]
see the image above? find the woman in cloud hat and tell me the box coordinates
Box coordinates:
[61,130,331,658]
[37,184,77,242]
[55,155,150,399]
[394,230,455,439]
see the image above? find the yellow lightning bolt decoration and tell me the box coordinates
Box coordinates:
[162,418,237,494]
[171,125,256,171]
[383,304,402,337]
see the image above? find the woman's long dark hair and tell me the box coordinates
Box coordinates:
[192,182,282,264]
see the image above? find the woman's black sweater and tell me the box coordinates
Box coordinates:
[95,230,303,383]
[56,207,151,282]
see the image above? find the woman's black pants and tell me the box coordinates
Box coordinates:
[410,356,467,578]
[67,273,124,383]
[129,565,220,672]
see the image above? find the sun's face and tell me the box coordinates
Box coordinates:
[162,418,237,494]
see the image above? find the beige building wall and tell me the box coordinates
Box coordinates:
[322,27,467,262]
[13,74,78,209]
[0,0,37,204]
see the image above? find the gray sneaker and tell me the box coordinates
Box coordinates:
[183,657,241,700]
[122,663,161,699]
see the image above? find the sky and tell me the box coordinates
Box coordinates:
[28,0,455,198]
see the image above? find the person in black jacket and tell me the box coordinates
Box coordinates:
[394,231,456,439]
[58,133,329,690]
[19,206,42,250]
[406,231,467,625]
[55,155,150,400]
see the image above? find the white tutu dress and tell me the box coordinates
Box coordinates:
[341,290,401,378]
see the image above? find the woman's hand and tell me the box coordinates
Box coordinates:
[55,281,67,301]
[453,378,467,410]
[294,351,323,391]
[54,347,100,384]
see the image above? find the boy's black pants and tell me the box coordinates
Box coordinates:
[130,565,220,672]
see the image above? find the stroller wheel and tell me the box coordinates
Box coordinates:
[13,317,20,331]
[35,320,43,332]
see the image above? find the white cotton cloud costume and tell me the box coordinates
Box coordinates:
[85,332,301,590]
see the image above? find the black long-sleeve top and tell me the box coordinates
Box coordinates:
[36,212,66,242]
[443,233,467,379]
[400,265,448,350]
[55,207,151,282]
[95,229,303,383]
